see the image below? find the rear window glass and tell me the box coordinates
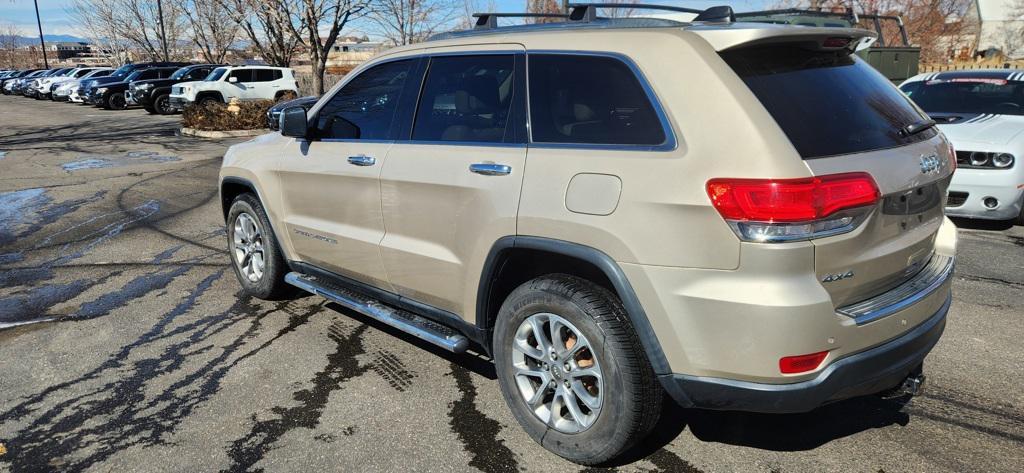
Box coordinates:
[528,54,665,146]
[900,78,1024,116]
[722,46,933,159]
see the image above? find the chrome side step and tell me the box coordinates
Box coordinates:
[285,272,469,353]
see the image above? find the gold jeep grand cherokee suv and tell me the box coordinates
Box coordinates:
[219,4,957,464]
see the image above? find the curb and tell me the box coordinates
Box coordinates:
[180,127,267,139]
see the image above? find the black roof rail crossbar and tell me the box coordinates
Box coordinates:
[567,3,732,23]
[567,3,703,14]
[473,12,568,29]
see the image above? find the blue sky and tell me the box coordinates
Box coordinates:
[3,0,770,38]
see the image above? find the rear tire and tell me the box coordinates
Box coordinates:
[227,193,293,300]
[493,274,662,465]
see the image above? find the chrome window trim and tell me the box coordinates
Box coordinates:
[525,50,678,152]
[837,254,955,326]
[314,49,678,152]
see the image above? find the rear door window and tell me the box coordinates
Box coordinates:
[255,69,277,82]
[228,69,253,83]
[412,55,516,143]
[527,54,666,146]
[722,45,932,159]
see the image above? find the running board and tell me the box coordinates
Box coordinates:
[285,272,469,353]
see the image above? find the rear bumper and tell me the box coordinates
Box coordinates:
[663,293,949,413]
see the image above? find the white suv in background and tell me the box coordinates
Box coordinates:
[169,66,298,108]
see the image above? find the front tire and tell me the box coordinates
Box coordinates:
[153,93,174,115]
[106,92,127,110]
[493,274,662,465]
[227,193,293,300]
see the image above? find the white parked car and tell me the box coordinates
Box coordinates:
[35,67,104,99]
[169,66,298,109]
[901,70,1024,224]
[53,68,113,101]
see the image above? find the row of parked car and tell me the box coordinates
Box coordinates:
[0,63,300,114]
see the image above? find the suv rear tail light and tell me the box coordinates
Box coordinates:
[779,351,829,374]
[706,173,880,242]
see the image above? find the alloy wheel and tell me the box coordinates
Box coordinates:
[511,312,604,434]
[232,212,266,283]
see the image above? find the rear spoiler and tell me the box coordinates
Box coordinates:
[688,24,877,52]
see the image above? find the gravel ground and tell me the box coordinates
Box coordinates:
[0,95,1022,473]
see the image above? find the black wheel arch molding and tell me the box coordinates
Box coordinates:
[475,235,687,402]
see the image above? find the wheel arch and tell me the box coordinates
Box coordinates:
[221,175,293,264]
[196,90,225,103]
[477,236,679,387]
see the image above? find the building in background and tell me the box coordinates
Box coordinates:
[972,0,1024,58]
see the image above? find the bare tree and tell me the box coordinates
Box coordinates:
[68,0,133,64]
[175,0,240,63]
[527,0,563,23]
[68,0,186,63]
[459,0,496,29]
[0,22,23,69]
[370,0,460,45]
[298,0,373,95]
[219,0,305,67]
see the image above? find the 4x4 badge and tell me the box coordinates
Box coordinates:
[920,154,941,174]
[822,270,855,283]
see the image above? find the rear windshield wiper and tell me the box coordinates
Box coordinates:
[899,119,936,137]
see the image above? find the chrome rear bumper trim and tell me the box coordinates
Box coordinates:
[838,255,954,325]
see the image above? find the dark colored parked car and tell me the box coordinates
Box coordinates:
[79,62,191,107]
[87,66,183,110]
[1,69,42,94]
[266,95,319,130]
[129,64,223,115]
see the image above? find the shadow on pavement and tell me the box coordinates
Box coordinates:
[950,217,1016,231]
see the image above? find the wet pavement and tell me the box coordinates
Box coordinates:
[1,95,1023,472]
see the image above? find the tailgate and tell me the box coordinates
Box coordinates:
[717,36,955,308]
[806,139,952,307]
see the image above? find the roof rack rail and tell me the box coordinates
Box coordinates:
[472,12,568,29]
[566,3,733,22]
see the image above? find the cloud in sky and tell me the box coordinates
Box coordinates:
[3,0,85,37]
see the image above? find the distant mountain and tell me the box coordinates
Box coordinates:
[14,34,91,46]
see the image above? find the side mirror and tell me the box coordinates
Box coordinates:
[228,76,238,83]
[280,107,308,138]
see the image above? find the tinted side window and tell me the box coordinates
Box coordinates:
[255,69,276,82]
[139,70,159,80]
[229,69,253,82]
[412,55,515,143]
[316,60,413,140]
[528,54,665,146]
[159,69,175,79]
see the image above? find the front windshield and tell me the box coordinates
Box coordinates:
[901,78,1024,116]
[170,67,193,80]
[111,65,133,77]
[204,68,227,81]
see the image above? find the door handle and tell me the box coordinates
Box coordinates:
[348,155,376,166]
[469,163,512,176]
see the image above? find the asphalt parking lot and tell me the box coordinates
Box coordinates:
[0,95,1022,473]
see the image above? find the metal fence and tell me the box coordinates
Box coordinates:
[919,62,1023,73]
